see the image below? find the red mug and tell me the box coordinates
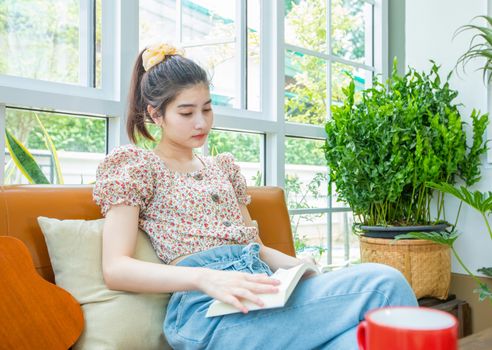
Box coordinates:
[357,306,458,350]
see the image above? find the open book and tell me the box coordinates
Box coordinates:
[206,262,321,317]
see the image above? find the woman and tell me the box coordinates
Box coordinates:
[93,43,418,350]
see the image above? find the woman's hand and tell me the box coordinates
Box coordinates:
[196,269,281,314]
[297,256,317,266]
[297,256,320,279]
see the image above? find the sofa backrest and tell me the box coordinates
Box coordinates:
[0,185,295,283]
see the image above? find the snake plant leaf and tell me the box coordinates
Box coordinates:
[478,267,492,277]
[394,230,459,247]
[34,113,64,184]
[5,129,50,184]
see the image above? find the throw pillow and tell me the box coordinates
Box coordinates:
[37,217,171,350]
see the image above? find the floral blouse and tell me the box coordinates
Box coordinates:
[93,144,259,264]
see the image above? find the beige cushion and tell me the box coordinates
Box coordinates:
[37,217,171,350]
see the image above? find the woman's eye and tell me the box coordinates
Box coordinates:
[180,113,192,116]
[203,109,212,112]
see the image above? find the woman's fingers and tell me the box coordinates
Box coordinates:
[241,281,279,294]
[222,294,249,314]
[231,287,265,308]
[244,272,281,285]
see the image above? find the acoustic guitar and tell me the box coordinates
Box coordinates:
[0,236,83,349]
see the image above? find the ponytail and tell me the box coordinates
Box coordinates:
[127,51,155,143]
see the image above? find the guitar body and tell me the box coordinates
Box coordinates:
[0,236,83,349]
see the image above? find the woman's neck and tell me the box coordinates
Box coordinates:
[154,139,194,162]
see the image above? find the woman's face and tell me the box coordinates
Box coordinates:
[153,83,213,149]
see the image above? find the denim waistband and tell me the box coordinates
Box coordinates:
[176,242,271,275]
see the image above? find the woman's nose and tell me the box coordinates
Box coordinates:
[194,114,207,129]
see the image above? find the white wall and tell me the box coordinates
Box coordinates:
[406,0,492,275]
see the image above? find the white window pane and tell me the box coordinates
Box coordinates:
[247,0,261,111]
[182,0,235,43]
[292,211,359,267]
[208,130,263,186]
[332,0,373,65]
[285,137,328,209]
[95,0,102,88]
[285,50,327,125]
[285,0,327,52]
[139,0,177,50]
[292,213,328,264]
[331,62,372,105]
[4,108,106,185]
[0,0,82,84]
[332,211,359,265]
[185,43,237,108]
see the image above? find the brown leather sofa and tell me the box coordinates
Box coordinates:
[0,185,295,349]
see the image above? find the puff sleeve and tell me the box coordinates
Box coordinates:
[216,152,251,205]
[93,145,155,216]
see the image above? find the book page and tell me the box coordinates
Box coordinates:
[206,263,320,317]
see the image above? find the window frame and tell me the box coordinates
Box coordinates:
[0,0,388,263]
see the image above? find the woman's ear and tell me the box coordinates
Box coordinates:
[147,105,162,125]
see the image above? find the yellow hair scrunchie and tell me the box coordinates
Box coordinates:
[142,43,185,72]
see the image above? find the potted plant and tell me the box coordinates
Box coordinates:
[398,15,492,303]
[323,60,489,299]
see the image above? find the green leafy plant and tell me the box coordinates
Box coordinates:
[404,182,492,303]
[323,60,489,227]
[455,15,492,83]
[5,113,64,184]
[400,15,492,303]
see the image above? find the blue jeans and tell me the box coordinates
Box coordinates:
[163,243,417,350]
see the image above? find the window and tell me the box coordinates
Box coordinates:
[208,130,264,186]
[4,108,106,185]
[139,0,261,111]
[284,0,376,264]
[0,0,102,88]
[1,1,386,265]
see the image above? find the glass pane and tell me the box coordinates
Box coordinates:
[185,43,237,108]
[331,182,350,208]
[182,0,235,43]
[292,213,328,265]
[139,0,177,50]
[0,0,81,84]
[331,0,373,65]
[285,0,326,52]
[247,0,261,111]
[95,0,102,88]
[4,108,106,185]
[332,211,359,265]
[285,50,327,125]
[292,211,359,267]
[331,62,371,106]
[285,137,328,209]
[208,130,263,186]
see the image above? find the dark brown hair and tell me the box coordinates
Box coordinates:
[126,50,210,143]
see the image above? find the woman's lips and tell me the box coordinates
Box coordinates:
[192,134,206,139]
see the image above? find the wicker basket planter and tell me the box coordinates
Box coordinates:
[359,236,451,300]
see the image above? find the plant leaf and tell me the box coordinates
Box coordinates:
[395,230,459,247]
[427,182,492,215]
[33,113,64,184]
[5,129,50,184]
[474,283,492,302]
[478,267,492,277]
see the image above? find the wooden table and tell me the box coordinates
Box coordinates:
[418,295,472,338]
[459,326,492,349]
